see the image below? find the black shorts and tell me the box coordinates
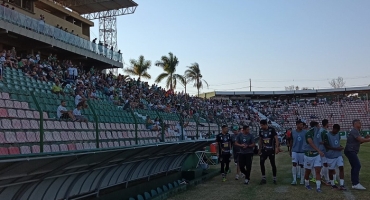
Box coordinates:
[260,149,275,161]
[220,153,231,163]
[61,113,69,119]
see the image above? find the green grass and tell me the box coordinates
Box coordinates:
[169,142,370,200]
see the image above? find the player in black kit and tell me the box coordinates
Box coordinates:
[216,125,233,182]
[258,120,281,185]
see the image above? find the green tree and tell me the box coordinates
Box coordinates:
[155,52,181,90]
[185,62,209,97]
[124,55,151,80]
[175,74,189,94]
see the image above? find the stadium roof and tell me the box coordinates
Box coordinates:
[200,86,370,99]
[53,0,138,15]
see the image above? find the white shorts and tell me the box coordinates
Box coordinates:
[327,156,344,170]
[304,155,322,169]
[292,152,304,165]
[321,156,327,164]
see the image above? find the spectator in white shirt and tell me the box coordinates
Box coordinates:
[67,66,75,80]
[57,101,75,120]
[73,105,87,122]
[75,90,87,108]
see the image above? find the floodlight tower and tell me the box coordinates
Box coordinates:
[80,0,138,75]
[99,16,118,75]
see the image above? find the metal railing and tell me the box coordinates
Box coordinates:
[0,6,122,62]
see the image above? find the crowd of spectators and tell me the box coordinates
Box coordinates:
[6,46,368,136]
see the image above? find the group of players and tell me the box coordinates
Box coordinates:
[215,119,348,192]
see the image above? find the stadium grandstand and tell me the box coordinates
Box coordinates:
[0,1,221,200]
[200,87,370,134]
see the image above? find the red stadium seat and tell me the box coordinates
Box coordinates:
[8,147,20,155]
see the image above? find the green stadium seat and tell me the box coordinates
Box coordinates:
[173,181,178,187]
[150,189,157,197]
[137,194,144,200]
[162,185,168,192]
[156,187,163,195]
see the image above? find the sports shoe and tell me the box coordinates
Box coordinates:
[305,185,313,190]
[222,177,227,182]
[244,179,249,185]
[339,185,347,190]
[323,180,331,186]
[334,180,339,185]
[260,179,267,185]
[291,180,297,185]
[235,174,239,180]
[352,183,366,190]
[331,185,339,190]
[316,188,322,193]
[310,178,316,183]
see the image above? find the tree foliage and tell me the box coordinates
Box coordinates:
[185,62,208,97]
[124,55,151,80]
[155,52,181,90]
[329,77,346,89]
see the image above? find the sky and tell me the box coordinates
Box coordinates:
[90,0,370,95]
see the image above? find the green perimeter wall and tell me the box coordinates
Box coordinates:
[88,153,200,200]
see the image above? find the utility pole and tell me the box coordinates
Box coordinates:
[249,79,251,91]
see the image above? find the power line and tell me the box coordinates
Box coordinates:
[206,75,370,86]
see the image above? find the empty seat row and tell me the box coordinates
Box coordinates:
[0,100,29,109]
[99,131,158,140]
[0,108,46,119]
[0,119,40,129]
[44,120,94,130]
[0,143,96,155]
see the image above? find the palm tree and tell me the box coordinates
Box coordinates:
[124,55,151,80]
[155,52,180,90]
[175,74,189,94]
[185,62,209,97]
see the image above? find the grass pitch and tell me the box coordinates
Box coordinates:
[169,142,370,200]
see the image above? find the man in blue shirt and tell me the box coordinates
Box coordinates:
[323,124,346,190]
[290,119,306,185]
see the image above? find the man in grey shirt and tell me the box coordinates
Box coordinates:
[235,125,255,185]
[344,119,370,190]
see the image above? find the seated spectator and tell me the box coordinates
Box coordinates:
[146,116,159,131]
[75,90,87,108]
[88,88,99,100]
[0,60,2,81]
[154,117,162,130]
[57,101,75,120]
[73,104,88,122]
[51,81,64,96]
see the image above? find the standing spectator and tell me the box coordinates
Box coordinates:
[344,119,370,190]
